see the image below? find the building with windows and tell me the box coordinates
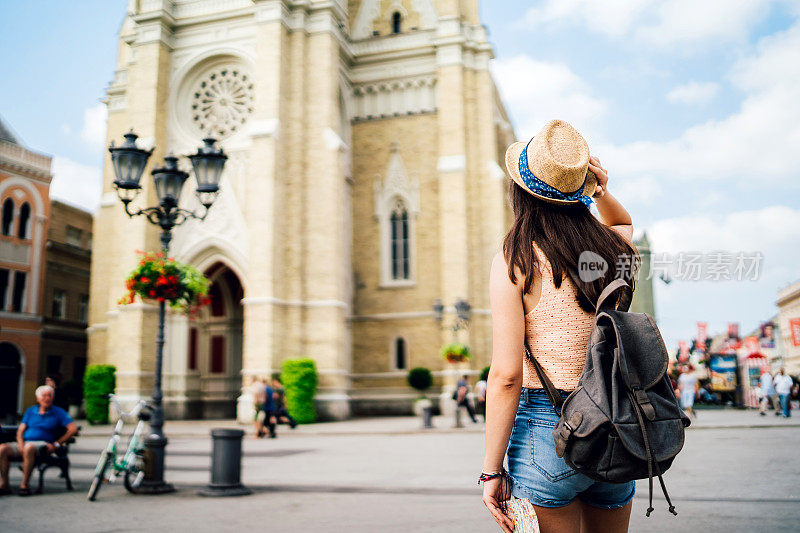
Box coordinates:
[88,0,515,419]
[40,200,93,400]
[0,115,52,421]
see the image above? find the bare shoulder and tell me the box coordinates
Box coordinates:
[610,224,634,245]
[490,251,522,292]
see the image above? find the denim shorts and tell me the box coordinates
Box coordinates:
[507,388,635,509]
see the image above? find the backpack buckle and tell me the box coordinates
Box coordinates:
[633,388,657,421]
[554,412,583,458]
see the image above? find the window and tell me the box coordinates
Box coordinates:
[46,355,62,376]
[78,294,89,323]
[210,335,225,373]
[188,328,199,370]
[1,198,13,236]
[52,289,67,319]
[65,225,82,247]
[17,203,30,239]
[394,337,407,370]
[390,201,410,280]
[392,12,402,34]
[11,271,26,312]
[0,269,8,310]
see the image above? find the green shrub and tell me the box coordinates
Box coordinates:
[281,358,318,424]
[480,366,491,382]
[407,367,433,394]
[83,365,116,425]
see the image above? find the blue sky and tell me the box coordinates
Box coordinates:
[1,1,799,350]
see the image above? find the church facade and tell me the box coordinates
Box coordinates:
[88,0,516,420]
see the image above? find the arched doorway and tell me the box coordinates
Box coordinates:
[0,342,23,423]
[188,263,243,418]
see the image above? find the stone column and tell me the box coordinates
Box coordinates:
[301,8,351,420]
[240,1,287,398]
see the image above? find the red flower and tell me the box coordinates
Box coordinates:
[149,290,156,297]
[141,276,150,284]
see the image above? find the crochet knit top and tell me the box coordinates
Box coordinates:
[523,242,594,391]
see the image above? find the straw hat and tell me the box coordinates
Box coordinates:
[505,119,598,206]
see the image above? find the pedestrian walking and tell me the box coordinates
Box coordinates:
[759,368,780,416]
[774,368,793,418]
[481,120,638,532]
[677,366,699,419]
[270,377,298,430]
[455,375,478,425]
[475,370,489,421]
[256,379,277,438]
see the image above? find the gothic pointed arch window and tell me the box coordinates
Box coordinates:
[17,203,30,239]
[375,143,419,288]
[390,199,410,280]
[1,198,13,236]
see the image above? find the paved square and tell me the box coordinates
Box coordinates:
[1,411,798,532]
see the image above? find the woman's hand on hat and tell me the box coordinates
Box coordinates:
[588,155,608,199]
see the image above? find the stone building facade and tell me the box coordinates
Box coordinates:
[0,116,52,421]
[40,201,93,400]
[88,0,516,420]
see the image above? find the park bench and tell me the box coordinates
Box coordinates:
[0,424,79,494]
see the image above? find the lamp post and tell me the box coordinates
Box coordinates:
[108,132,227,493]
[432,297,471,340]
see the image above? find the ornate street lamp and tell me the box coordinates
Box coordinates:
[108,131,227,494]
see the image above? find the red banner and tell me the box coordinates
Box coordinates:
[791,318,800,347]
[697,322,708,350]
[678,340,689,362]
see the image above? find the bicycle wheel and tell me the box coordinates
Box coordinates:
[123,454,145,494]
[88,453,112,501]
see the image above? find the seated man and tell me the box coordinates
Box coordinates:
[0,385,78,496]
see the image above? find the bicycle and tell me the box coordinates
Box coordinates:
[87,394,151,501]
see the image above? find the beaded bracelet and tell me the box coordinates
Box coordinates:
[477,470,504,485]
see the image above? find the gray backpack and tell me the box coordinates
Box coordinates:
[526,278,690,517]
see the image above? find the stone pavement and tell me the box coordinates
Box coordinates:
[1,409,798,532]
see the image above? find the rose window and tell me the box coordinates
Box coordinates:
[191,67,254,139]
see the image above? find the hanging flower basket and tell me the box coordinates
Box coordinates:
[440,343,471,364]
[118,251,211,315]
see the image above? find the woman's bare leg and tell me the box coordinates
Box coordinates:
[579,500,632,533]
[533,500,582,533]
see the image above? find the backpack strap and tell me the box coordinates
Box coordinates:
[596,278,633,312]
[524,342,564,415]
[565,269,633,313]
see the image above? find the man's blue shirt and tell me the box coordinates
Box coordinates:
[21,405,73,442]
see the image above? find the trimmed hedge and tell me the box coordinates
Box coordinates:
[83,365,116,425]
[407,367,433,393]
[281,358,318,424]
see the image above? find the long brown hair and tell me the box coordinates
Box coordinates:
[502,181,640,313]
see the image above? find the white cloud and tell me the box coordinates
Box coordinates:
[595,21,800,186]
[649,205,800,254]
[80,103,108,152]
[521,0,778,48]
[646,205,800,347]
[50,157,102,212]
[491,55,607,140]
[666,81,719,104]
[520,0,651,38]
[637,0,774,47]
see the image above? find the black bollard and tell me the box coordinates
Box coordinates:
[198,428,252,497]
